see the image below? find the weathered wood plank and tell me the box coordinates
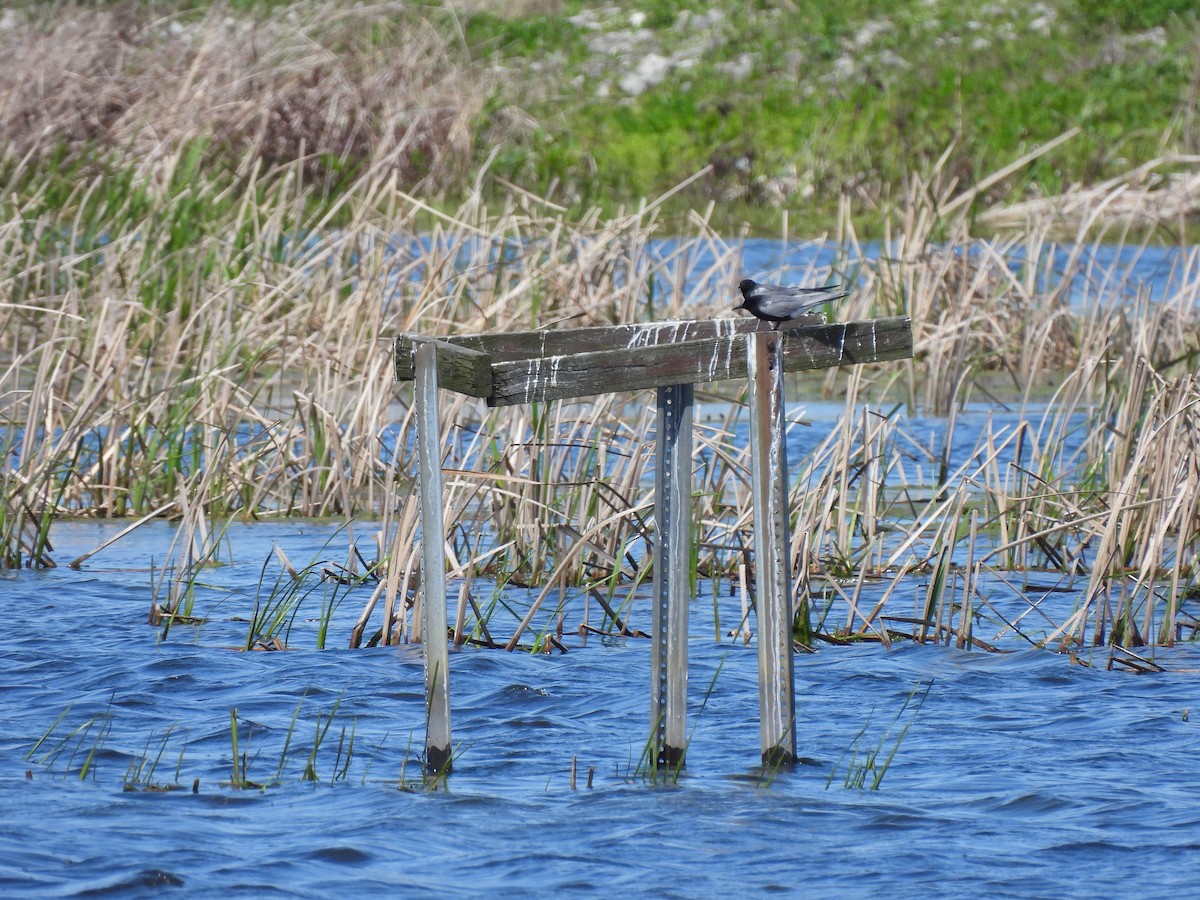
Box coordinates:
[747,332,797,768]
[486,317,912,406]
[393,315,827,374]
[393,336,492,399]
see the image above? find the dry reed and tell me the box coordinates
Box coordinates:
[0,3,488,192]
[1,7,1199,659]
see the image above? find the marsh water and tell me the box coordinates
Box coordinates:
[4,517,1200,896]
[5,240,1200,896]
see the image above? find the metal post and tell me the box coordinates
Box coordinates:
[651,383,693,768]
[746,332,797,768]
[414,341,452,776]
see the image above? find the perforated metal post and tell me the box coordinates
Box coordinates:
[746,332,797,768]
[414,341,452,775]
[651,383,693,768]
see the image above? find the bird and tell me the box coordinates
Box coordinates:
[734,279,848,330]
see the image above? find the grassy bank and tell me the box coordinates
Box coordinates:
[467,0,1200,233]
[2,1,1200,233]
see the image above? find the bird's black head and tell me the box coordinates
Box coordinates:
[738,278,757,296]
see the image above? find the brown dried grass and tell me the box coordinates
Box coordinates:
[0,2,489,191]
[3,31,1200,655]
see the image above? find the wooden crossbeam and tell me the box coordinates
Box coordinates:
[395,317,804,370]
[395,316,911,405]
[392,338,491,399]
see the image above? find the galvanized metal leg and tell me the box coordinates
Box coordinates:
[652,383,693,768]
[414,341,452,776]
[747,333,797,768]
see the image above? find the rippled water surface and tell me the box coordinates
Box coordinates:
[4,520,1200,897]
[4,236,1199,894]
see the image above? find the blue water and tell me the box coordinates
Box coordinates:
[377,233,1194,311]
[4,235,1198,894]
[699,237,1196,307]
[4,521,1200,896]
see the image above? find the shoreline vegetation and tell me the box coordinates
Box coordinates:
[3,1,1200,663]
[1,0,1200,234]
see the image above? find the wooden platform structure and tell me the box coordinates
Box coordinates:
[394,313,912,775]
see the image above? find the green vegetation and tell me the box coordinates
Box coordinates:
[480,0,1200,231]
[29,697,402,791]
[1085,0,1198,30]
[3,1,1199,233]
[827,680,931,790]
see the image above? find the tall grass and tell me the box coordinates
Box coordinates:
[0,3,486,195]
[4,150,1200,655]
[2,7,1200,658]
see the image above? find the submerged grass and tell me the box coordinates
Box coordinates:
[30,698,410,791]
[827,679,932,791]
[26,699,115,783]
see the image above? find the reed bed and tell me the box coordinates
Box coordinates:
[2,7,1200,660]
[0,2,487,193]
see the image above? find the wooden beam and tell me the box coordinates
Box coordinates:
[487,317,911,406]
[393,336,492,399]
[393,318,800,369]
[747,332,797,769]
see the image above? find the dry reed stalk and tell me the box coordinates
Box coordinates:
[5,97,1200,653]
[0,3,491,192]
[980,154,1200,232]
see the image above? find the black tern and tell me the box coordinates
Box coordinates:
[735,279,848,330]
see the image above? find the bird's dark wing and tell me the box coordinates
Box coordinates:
[770,284,843,298]
[752,284,848,317]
